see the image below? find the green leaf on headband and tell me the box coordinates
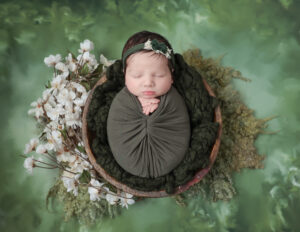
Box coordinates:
[151,39,167,53]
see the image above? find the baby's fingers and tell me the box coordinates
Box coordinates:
[149,104,158,113]
[143,106,150,115]
[150,98,160,104]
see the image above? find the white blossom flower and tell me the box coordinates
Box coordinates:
[24,156,35,174]
[70,82,86,93]
[90,179,104,188]
[50,75,66,95]
[88,179,105,201]
[28,98,44,119]
[55,144,76,163]
[78,39,94,53]
[56,88,76,106]
[36,144,47,154]
[61,174,80,196]
[74,148,88,159]
[42,88,52,101]
[45,103,65,121]
[51,130,63,144]
[24,138,39,154]
[85,53,98,69]
[68,156,91,174]
[43,121,64,134]
[55,62,69,78]
[45,95,57,107]
[82,159,93,170]
[65,110,81,128]
[30,98,42,108]
[74,92,88,107]
[106,192,119,205]
[119,192,135,209]
[44,142,55,151]
[100,54,116,68]
[57,152,76,163]
[88,187,100,201]
[77,52,98,71]
[49,130,63,144]
[77,141,84,147]
[44,54,61,67]
[44,130,62,151]
[65,53,77,72]
[27,107,44,119]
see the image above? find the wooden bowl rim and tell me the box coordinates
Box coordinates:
[82,75,222,198]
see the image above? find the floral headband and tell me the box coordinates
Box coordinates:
[122,39,175,70]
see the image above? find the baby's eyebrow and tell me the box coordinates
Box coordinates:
[128,70,142,75]
[127,68,141,73]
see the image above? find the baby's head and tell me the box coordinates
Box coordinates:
[122,31,175,99]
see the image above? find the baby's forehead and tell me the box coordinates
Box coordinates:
[127,51,167,62]
[126,51,168,69]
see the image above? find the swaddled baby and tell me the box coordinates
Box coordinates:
[107,31,191,178]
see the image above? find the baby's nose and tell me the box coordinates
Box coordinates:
[144,77,155,86]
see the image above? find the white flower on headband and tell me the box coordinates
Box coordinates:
[144,39,152,50]
[143,39,172,59]
[166,48,172,59]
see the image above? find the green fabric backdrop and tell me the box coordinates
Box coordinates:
[1,0,300,231]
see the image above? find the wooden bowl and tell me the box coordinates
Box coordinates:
[82,75,222,198]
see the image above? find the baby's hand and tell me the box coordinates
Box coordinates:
[138,97,160,115]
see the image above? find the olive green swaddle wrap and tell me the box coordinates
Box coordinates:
[107,86,191,178]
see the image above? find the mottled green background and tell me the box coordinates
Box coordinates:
[1,0,300,231]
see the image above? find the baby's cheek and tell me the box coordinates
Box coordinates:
[160,81,172,93]
[125,77,138,94]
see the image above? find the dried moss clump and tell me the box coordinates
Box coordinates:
[179,49,274,203]
[46,179,121,225]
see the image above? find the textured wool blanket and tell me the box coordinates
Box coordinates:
[107,85,191,178]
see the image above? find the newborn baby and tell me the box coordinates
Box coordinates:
[106,32,191,178]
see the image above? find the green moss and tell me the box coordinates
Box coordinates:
[46,179,121,225]
[179,49,273,203]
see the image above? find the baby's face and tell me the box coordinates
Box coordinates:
[125,51,173,99]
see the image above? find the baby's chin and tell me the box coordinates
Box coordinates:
[138,94,160,99]
[136,90,171,99]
